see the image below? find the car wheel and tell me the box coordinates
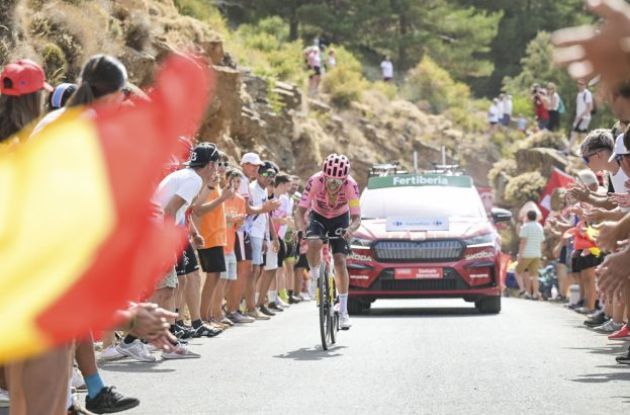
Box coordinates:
[475,296,501,314]
[348,299,370,315]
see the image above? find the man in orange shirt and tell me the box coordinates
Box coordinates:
[193,155,235,329]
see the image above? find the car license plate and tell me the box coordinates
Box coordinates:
[394,268,443,280]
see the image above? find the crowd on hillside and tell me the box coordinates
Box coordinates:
[0,54,322,414]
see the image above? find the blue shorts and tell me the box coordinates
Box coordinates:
[251,236,265,266]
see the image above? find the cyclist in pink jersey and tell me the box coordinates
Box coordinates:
[296,154,361,329]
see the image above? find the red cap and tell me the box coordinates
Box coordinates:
[0,59,53,96]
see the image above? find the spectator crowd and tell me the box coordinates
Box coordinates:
[0,54,320,414]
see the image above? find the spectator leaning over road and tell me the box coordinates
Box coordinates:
[568,79,594,152]
[547,82,562,131]
[381,55,394,82]
[516,210,545,299]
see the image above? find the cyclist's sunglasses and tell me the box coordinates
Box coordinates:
[326,178,344,186]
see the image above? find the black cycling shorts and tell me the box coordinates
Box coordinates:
[175,243,200,276]
[306,211,350,255]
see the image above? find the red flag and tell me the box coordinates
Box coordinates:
[538,168,575,221]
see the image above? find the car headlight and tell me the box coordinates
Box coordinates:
[350,238,372,249]
[463,233,495,247]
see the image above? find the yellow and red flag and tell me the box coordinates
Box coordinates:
[0,54,213,363]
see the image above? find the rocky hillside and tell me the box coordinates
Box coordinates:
[1,0,500,188]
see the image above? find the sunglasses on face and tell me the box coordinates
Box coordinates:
[217,162,229,168]
[326,178,343,186]
[261,171,276,178]
[615,154,630,162]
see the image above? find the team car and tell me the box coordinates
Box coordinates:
[347,167,512,314]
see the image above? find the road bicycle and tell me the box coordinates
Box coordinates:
[304,232,346,351]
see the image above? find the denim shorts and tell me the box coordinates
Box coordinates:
[221,253,237,281]
[250,236,264,265]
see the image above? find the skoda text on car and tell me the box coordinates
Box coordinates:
[347,171,511,314]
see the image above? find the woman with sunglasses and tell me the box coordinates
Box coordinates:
[295,154,361,330]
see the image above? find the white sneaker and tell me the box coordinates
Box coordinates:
[116,340,158,362]
[0,388,9,408]
[593,320,623,334]
[339,314,352,330]
[162,343,201,360]
[71,367,86,391]
[299,292,312,301]
[98,345,126,362]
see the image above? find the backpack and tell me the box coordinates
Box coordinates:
[557,95,566,114]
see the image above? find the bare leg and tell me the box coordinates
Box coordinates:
[211,278,228,320]
[583,267,597,310]
[182,271,205,322]
[256,270,276,307]
[246,265,261,311]
[228,260,249,313]
[199,272,219,321]
[7,344,73,415]
[556,263,568,297]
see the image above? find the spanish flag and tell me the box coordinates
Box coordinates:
[0,55,213,363]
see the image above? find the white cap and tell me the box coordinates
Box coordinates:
[240,152,264,166]
[609,134,630,162]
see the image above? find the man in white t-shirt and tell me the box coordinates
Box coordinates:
[488,98,499,131]
[569,80,594,151]
[516,210,545,299]
[237,152,281,320]
[148,143,222,358]
[381,56,394,82]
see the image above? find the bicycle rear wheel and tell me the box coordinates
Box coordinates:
[318,265,331,350]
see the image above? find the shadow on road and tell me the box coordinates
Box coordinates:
[564,345,628,356]
[354,306,487,318]
[273,345,347,361]
[100,360,175,374]
[571,367,630,384]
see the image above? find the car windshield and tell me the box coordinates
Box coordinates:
[361,186,487,220]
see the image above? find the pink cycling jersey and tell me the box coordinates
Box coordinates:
[298,172,361,219]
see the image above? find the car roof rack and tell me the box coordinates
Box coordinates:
[423,163,466,176]
[368,162,409,178]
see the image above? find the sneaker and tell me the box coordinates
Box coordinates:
[174,324,195,339]
[593,320,623,334]
[608,325,630,340]
[71,367,87,392]
[299,292,312,301]
[276,297,290,308]
[259,305,276,316]
[246,309,270,320]
[268,302,284,312]
[289,295,302,304]
[162,343,201,359]
[227,312,255,323]
[568,299,585,310]
[98,345,126,362]
[616,348,630,365]
[339,314,352,330]
[523,292,532,300]
[584,312,608,327]
[576,307,595,315]
[219,317,235,327]
[116,340,158,362]
[0,388,9,408]
[192,324,222,338]
[85,386,139,414]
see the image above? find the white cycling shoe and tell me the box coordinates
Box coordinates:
[339,314,352,330]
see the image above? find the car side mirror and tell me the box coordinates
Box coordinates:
[491,207,512,223]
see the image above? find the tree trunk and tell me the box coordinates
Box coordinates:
[289,6,299,41]
[398,12,408,72]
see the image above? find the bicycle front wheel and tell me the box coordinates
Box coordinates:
[318,266,331,350]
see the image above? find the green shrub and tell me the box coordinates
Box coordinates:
[488,158,517,185]
[504,171,546,207]
[520,129,568,150]
[173,0,228,34]
[371,81,397,101]
[41,42,67,84]
[321,45,368,107]
[401,55,470,114]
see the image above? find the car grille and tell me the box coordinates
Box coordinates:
[373,240,464,262]
[368,268,470,291]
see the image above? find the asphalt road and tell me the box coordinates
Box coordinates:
[5,298,630,414]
